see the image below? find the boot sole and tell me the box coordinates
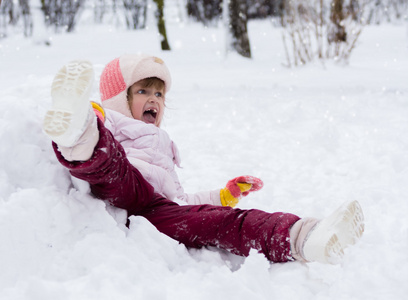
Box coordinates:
[43,60,94,147]
[324,200,364,247]
[325,234,344,264]
[304,200,365,264]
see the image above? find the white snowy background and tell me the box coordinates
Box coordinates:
[0,4,407,300]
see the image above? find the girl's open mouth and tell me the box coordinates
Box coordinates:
[143,108,157,124]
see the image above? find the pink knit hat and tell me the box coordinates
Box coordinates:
[99,54,172,118]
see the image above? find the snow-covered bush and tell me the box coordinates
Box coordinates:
[280,0,368,66]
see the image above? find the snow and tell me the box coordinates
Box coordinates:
[1,15,408,299]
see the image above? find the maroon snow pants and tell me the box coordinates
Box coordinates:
[53,119,300,262]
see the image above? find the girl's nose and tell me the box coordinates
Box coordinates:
[148,97,157,103]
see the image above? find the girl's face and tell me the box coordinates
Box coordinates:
[127,79,165,127]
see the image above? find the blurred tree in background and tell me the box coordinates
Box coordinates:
[279,0,381,66]
[0,0,33,38]
[153,0,171,50]
[40,0,86,33]
[187,0,222,25]
[227,0,251,57]
[123,0,147,29]
[0,0,407,60]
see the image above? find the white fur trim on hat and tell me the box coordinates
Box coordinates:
[99,54,171,119]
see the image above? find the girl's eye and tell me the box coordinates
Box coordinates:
[137,89,145,94]
[155,92,162,98]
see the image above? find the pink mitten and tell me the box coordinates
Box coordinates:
[220,176,263,207]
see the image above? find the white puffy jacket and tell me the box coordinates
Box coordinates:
[104,109,221,205]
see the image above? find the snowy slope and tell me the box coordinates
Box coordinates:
[0,16,407,300]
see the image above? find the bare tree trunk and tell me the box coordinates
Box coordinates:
[40,0,85,33]
[153,0,171,50]
[65,0,84,32]
[228,0,251,58]
[94,0,106,23]
[0,0,13,38]
[187,0,222,25]
[19,0,33,37]
[329,0,347,44]
[0,0,33,37]
[123,0,147,29]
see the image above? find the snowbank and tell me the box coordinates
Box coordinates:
[0,20,407,299]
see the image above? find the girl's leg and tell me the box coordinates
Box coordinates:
[43,60,97,156]
[44,60,156,214]
[53,112,363,264]
[53,118,156,214]
[46,61,363,264]
[52,117,300,262]
[140,196,300,263]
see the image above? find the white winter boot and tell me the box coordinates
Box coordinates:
[43,60,95,148]
[290,200,364,264]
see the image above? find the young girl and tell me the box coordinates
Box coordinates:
[43,54,364,264]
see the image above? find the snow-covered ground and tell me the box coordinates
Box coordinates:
[0,12,407,300]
